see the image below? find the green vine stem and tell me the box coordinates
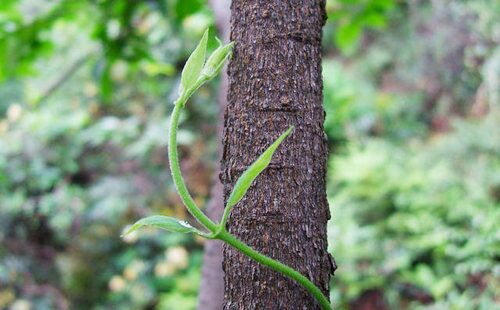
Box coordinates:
[124,31,332,309]
[168,101,218,233]
[218,230,332,310]
[168,96,332,310]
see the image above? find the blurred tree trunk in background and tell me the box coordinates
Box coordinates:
[197,1,230,309]
[221,0,333,308]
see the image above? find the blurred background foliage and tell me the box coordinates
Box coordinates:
[0,0,498,309]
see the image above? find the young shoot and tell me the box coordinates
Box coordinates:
[122,29,333,310]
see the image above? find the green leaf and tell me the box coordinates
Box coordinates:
[201,41,234,80]
[335,22,362,55]
[121,215,201,237]
[179,29,208,96]
[225,126,294,211]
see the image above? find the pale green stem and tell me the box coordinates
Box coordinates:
[168,101,218,232]
[169,95,332,309]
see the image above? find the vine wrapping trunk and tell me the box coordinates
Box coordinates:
[123,10,334,308]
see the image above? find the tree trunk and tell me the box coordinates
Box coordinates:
[221,0,332,309]
[197,1,231,309]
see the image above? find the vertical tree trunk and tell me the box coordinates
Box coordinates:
[222,0,332,309]
[197,1,231,309]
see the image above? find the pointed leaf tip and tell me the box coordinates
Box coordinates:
[179,29,209,96]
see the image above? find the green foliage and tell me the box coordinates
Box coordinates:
[322,59,427,144]
[326,0,397,54]
[0,0,84,80]
[1,0,498,309]
[0,1,219,309]
[322,1,500,308]
[328,112,500,308]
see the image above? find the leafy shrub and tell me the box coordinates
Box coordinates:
[0,1,219,309]
[328,111,500,309]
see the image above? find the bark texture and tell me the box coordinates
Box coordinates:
[197,68,228,310]
[222,0,332,309]
[197,1,231,309]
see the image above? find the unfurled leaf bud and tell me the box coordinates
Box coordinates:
[201,41,234,80]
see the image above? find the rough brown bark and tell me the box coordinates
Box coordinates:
[221,0,332,309]
[197,74,228,310]
[197,1,231,309]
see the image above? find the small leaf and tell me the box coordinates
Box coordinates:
[121,215,199,237]
[226,126,294,210]
[201,41,234,80]
[179,29,209,96]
